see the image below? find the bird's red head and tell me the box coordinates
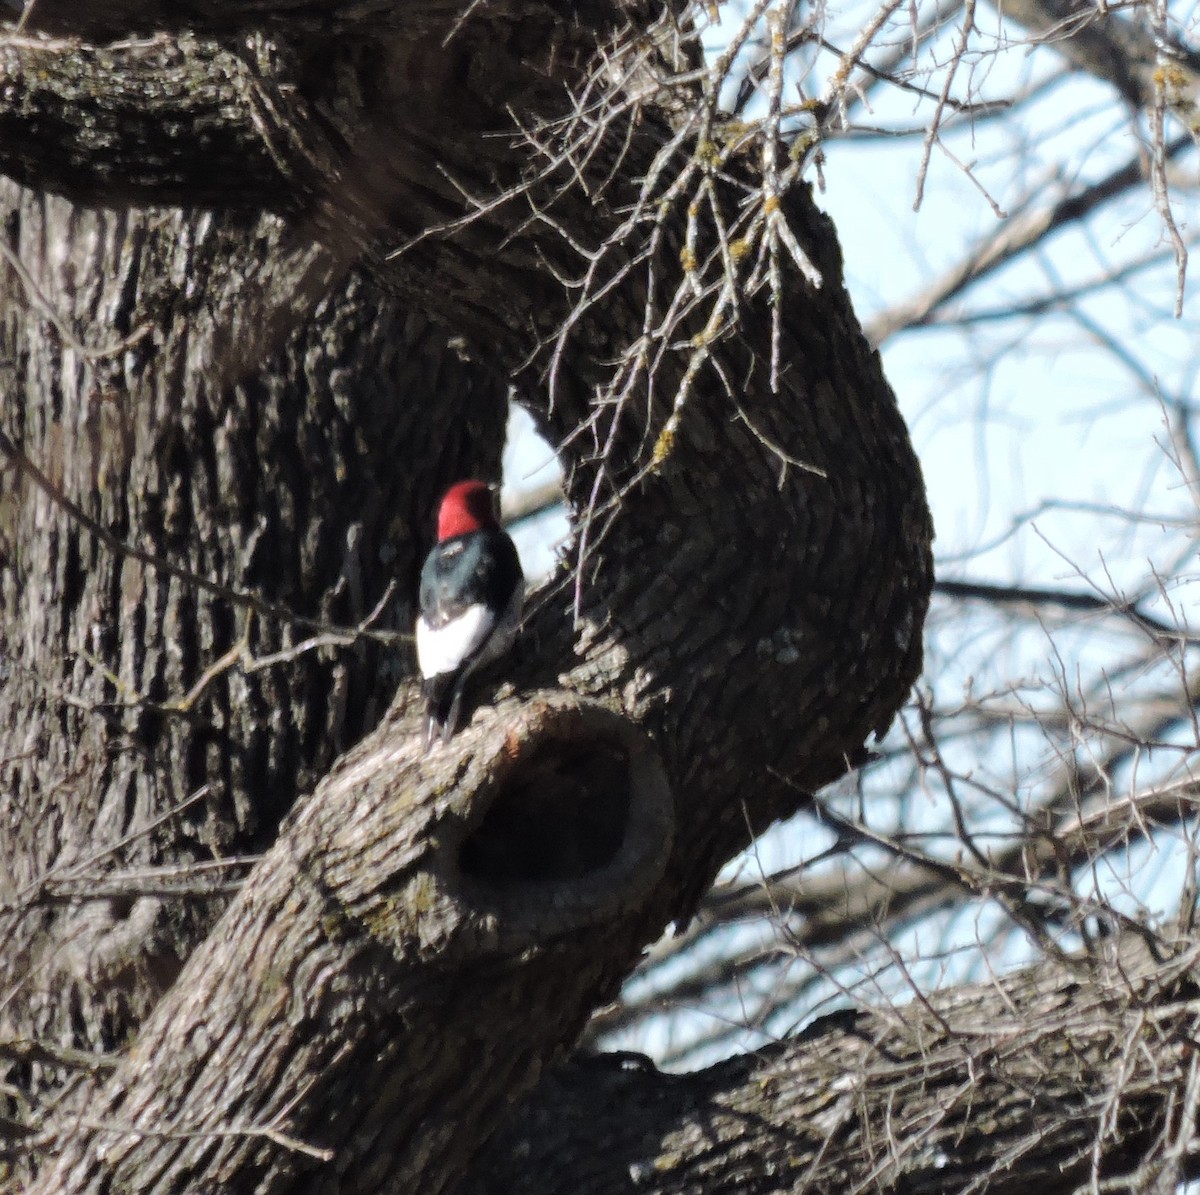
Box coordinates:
[436,480,499,541]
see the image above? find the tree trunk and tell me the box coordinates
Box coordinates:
[0,185,508,1118]
[0,5,937,1193]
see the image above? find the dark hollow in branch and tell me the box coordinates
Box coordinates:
[461,742,634,883]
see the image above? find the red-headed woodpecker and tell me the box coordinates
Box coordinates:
[416,480,524,748]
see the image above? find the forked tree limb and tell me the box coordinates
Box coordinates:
[1,4,933,1193]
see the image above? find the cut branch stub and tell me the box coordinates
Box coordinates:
[324,692,675,956]
[35,691,673,1195]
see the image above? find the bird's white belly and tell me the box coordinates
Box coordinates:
[416,605,496,679]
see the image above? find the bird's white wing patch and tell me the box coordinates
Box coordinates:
[416,604,496,679]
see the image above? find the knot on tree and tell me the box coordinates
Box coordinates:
[323,692,673,960]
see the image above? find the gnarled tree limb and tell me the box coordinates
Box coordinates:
[1,4,933,1192]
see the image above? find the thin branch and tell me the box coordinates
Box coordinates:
[867,135,1194,345]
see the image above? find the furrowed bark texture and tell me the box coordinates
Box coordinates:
[1,3,936,1193]
[0,185,508,1124]
[0,34,291,206]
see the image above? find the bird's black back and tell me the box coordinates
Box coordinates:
[419,527,522,733]
[419,528,522,629]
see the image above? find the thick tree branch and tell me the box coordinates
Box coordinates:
[13,0,661,41]
[35,694,674,1193]
[0,31,295,206]
[473,948,1200,1195]
[991,0,1200,112]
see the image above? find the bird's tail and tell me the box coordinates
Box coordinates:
[422,674,459,750]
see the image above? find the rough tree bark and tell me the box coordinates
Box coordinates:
[467,944,1200,1195]
[0,186,508,1062]
[13,1,1152,1193]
